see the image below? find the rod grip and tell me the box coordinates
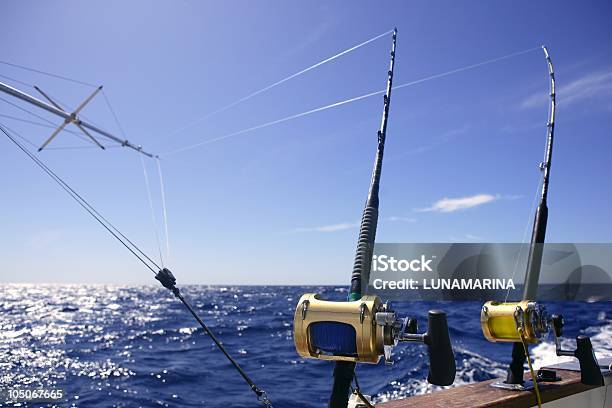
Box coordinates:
[424,310,456,386]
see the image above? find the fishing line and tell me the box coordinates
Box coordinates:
[162,92,377,156]
[392,46,541,92]
[504,173,544,303]
[0,125,107,150]
[0,113,51,127]
[0,60,97,87]
[0,73,32,88]
[518,328,542,407]
[140,155,165,268]
[351,373,375,408]
[1,67,136,152]
[504,47,554,302]
[0,96,95,145]
[104,87,170,265]
[168,29,394,137]
[32,86,111,142]
[2,123,272,406]
[3,124,38,149]
[156,158,171,262]
[163,46,541,157]
[46,145,121,151]
[0,123,161,273]
[0,95,65,126]
[102,90,128,139]
[0,112,100,142]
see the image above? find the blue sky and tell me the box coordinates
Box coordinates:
[1,1,611,284]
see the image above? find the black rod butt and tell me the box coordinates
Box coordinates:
[425,310,456,386]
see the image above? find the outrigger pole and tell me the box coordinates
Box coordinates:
[0,81,156,157]
[506,45,556,385]
[329,28,397,408]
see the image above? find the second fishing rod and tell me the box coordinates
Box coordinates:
[291,28,456,408]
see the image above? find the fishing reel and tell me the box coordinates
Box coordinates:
[481,301,604,386]
[481,301,549,344]
[293,294,456,386]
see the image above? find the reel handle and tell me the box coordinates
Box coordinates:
[575,335,604,386]
[424,310,456,386]
[551,314,603,386]
[551,314,563,338]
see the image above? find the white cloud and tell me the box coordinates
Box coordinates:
[291,222,357,233]
[386,216,416,222]
[521,70,612,109]
[465,234,485,241]
[417,193,500,213]
[290,216,416,234]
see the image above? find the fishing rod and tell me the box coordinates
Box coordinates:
[331,26,399,407]
[0,81,156,157]
[292,29,455,408]
[0,124,273,407]
[504,45,556,387]
[523,45,556,302]
[480,47,603,401]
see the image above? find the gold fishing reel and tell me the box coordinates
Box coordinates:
[481,300,605,386]
[293,294,389,363]
[293,293,457,386]
[480,300,549,343]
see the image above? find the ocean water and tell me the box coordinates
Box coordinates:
[0,284,610,407]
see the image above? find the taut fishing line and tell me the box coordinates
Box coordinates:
[0,113,112,147]
[0,112,55,128]
[168,29,394,137]
[0,60,97,88]
[103,87,172,266]
[163,46,541,157]
[0,95,95,145]
[0,119,106,150]
[0,72,31,88]
[141,154,166,268]
[0,123,161,274]
[156,157,171,262]
[1,123,272,406]
[504,173,544,303]
[0,38,551,407]
[102,89,128,139]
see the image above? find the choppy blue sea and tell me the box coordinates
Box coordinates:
[0,285,610,407]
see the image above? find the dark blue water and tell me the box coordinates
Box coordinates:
[0,285,610,407]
